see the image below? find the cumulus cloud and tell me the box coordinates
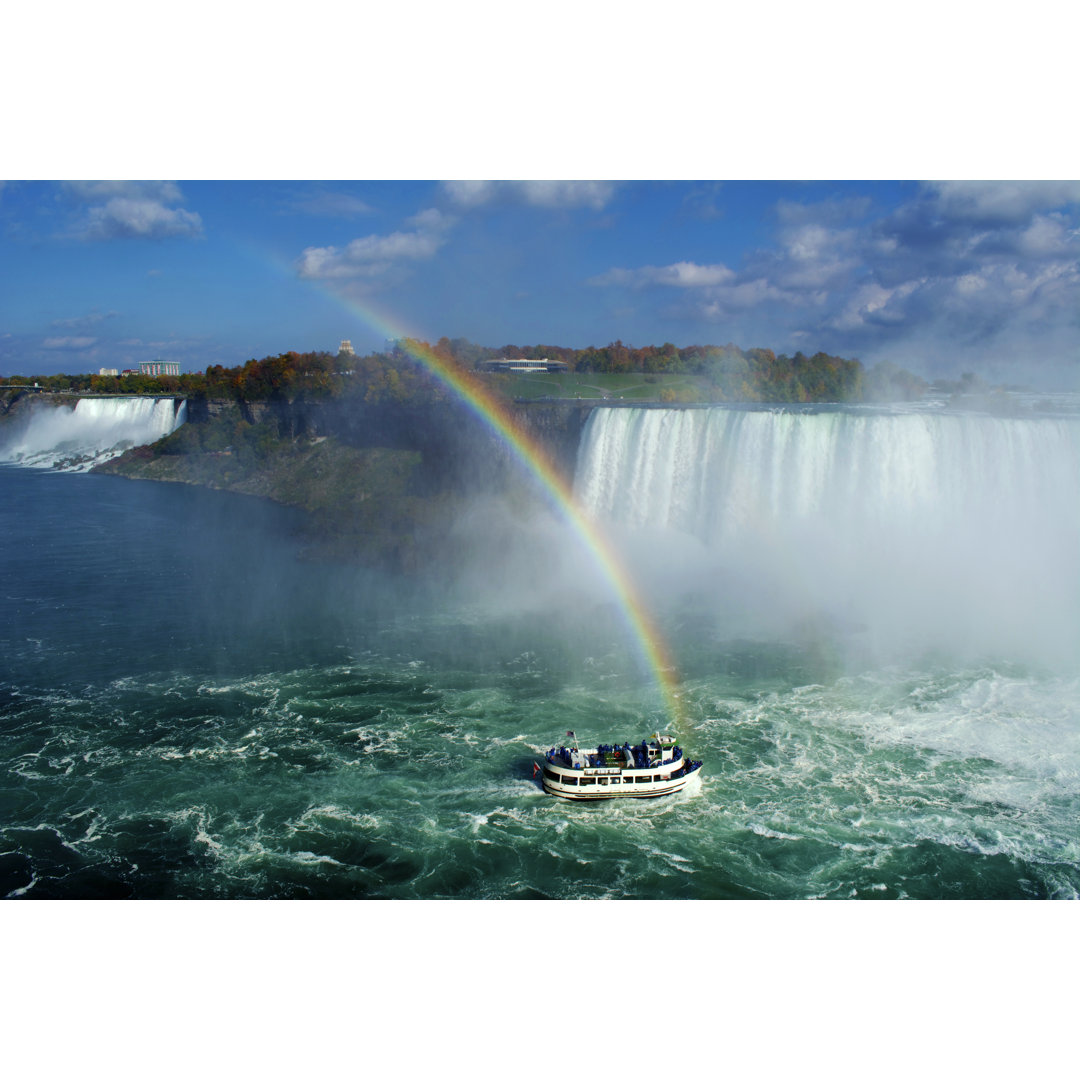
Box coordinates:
[925,181,1080,225]
[442,180,616,211]
[875,182,1080,280]
[759,221,861,290]
[63,181,203,240]
[696,278,798,316]
[80,199,202,240]
[296,207,453,283]
[828,280,924,331]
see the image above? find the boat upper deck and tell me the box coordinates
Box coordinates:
[545,738,685,774]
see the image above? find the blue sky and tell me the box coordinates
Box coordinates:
[2,179,1078,387]
[4,6,1076,390]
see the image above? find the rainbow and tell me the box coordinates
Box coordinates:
[314,291,684,730]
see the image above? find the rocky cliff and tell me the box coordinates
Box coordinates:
[89,395,600,569]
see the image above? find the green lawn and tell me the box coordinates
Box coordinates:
[491,371,712,401]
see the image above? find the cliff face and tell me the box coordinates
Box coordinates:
[89,395,599,569]
[317,399,596,488]
[181,396,599,489]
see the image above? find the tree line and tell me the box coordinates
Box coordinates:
[0,338,927,405]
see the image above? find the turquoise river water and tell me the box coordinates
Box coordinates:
[2,402,1079,899]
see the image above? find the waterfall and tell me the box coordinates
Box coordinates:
[575,406,1080,666]
[0,396,186,471]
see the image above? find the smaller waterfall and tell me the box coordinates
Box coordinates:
[0,397,186,471]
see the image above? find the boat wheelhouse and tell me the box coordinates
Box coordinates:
[539,733,702,800]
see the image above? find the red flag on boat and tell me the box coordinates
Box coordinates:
[532,762,541,777]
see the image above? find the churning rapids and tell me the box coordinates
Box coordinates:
[2,399,1079,898]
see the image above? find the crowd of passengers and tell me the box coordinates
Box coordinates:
[546,740,684,770]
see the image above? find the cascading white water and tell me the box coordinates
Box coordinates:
[0,396,186,471]
[576,406,1080,667]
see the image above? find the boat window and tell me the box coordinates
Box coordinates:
[563,776,578,786]
[635,776,652,783]
[579,777,596,786]
[598,777,608,785]
[543,768,559,781]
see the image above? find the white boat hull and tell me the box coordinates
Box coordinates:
[540,760,703,800]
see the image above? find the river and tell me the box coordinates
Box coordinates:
[2,400,1079,898]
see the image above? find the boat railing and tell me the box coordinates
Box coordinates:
[546,742,685,771]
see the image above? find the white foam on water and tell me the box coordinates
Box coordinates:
[295,805,382,832]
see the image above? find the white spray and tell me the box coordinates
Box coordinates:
[576,407,1080,668]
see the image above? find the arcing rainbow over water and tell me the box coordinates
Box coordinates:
[323,298,684,730]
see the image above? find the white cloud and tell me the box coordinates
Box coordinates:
[442,180,616,211]
[63,181,202,240]
[954,273,986,295]
[829,280,923,330]
[442,180,495,207]
[1017,214,1073,257]
[697,278,795,315]
[406,207,449,230]
[64,181,183,203]
[926,181,1080,225]
[517,181,615,210]
[590,261,735,288]
[586,182,1080,383]
[81,198,202,240]
[296,207,453,282]
[764,222,860,290]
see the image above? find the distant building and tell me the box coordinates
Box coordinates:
[477,358,569,373]
[338,340,355,356]
[139,359,181,377]
[98,367,119,376]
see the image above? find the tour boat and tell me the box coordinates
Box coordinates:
[537,732,703,800]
